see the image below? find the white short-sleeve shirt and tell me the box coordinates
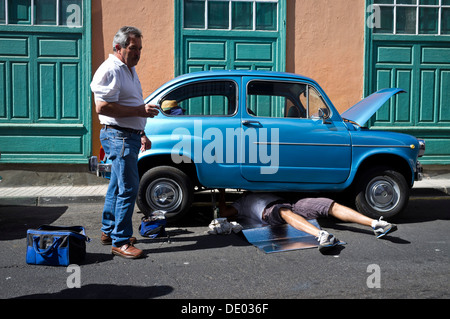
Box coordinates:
[90,54,146,130]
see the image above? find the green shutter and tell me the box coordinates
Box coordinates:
[0,0,91,163]
[365,0,450,164]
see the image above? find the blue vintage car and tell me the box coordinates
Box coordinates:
[92,70,425,221]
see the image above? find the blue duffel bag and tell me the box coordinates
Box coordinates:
[26,225,90,266]
[139,216,167,239]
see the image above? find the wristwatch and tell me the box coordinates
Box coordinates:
[140,131,146,137]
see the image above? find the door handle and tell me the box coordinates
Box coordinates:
[242,120,262,126]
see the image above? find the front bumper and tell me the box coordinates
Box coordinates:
[415,161,423,181]
[414,138,425,181]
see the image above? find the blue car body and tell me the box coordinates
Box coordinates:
[93,70,425,220]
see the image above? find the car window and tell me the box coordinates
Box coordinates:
[247,80,307,118]
[246,80,330,119]
[308,86,330,119]
[160,80,237,116]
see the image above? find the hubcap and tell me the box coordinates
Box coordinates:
[366,177,400,213]
[146,178,183,211]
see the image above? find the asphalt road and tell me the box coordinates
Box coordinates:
[0,192,448,306]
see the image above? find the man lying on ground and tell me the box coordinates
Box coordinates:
[218,190,397,253]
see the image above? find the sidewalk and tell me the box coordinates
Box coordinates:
[413,172,450,196]
[0,184,109,206]
[0,172,449,207]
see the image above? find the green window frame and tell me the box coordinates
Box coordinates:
[183,0,278,31]
[176,0,286,76]
[373,0,450,35]
[0,0,83,27]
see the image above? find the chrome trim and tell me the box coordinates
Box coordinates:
[255,142,350,147]
[255,142,413,148]
[353,144,412,148]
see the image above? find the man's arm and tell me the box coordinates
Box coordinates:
[95,100,159,118]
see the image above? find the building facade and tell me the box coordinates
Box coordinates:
[0,0,448,166]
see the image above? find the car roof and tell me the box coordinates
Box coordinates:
[172,70,314,84]
[147,70,317,100]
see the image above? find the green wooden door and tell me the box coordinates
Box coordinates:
[365,0,450,164]
[0,0,91,163]
[175,0,286,75]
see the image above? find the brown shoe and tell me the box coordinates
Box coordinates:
[111,243,143,259]
[101,233,136,245]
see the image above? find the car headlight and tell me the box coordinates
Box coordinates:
[417,139,425,157]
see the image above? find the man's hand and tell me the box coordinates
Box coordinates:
[144,103,159,117]
[141,135,152,152]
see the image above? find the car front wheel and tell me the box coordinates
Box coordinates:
[137,166,193,222]
[355,167,409,220]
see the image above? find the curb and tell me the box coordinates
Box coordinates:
[0,187,448,207]
[0,195,106,206]
[410,187,449,197]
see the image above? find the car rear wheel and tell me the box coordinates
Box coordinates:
[355,166,409,220]
[137,166,193,222]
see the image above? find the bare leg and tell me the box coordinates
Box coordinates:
[279,208,321,237]
[328,202,373,226]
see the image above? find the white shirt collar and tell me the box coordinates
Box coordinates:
[109,54,132,69]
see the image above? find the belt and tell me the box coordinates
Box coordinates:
[104,125,144,136]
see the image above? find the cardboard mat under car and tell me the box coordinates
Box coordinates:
[242,219,322,253]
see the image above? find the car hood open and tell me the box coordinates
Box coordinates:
[341,88,406,126]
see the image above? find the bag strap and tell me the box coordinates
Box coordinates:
[32,236,63,255]
[37,225,90,242]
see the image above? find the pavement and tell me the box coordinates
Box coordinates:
[0,169,449,206]
[0,184,109,206]
[0,168,449,301]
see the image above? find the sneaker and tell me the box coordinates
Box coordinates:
[372,217,397,238]
[317,230,340,252]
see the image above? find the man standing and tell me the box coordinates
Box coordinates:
[90,26,158,259]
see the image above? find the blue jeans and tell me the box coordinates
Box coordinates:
[100,127,141,247]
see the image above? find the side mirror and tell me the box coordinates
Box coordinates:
[319,108,331,124]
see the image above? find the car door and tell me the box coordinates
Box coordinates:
[240,76,352,184]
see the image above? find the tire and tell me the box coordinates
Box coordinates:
[355,166,409,220]
[137,166,193,222]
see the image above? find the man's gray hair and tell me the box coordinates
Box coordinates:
[113,26,142,51]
